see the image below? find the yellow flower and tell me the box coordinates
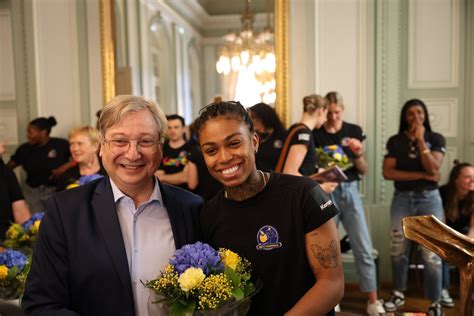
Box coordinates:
[6,224,21,240]
[178,267,205,292]
[221,249,240,270]
[327,145,338,151]
[66,183,79,190]
[30,220,41,233]
[333,153,342,161]
[0,265,8,279]
[197,273,232,310]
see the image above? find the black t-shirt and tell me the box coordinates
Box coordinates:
[385,131,446,191]
[284,123,318,176]
[10,138,71,187]
[187,145,222,201]
[313,122,365,181]
[200,172,338,316]
[55,165,107,192]
[256,129,286,172]
[0,159,24,238]
[159,141,192,189]
[439,185,471,234]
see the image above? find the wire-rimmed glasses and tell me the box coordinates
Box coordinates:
[102,138,161,154]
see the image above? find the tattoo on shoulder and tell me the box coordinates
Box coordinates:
[311,240,338,269]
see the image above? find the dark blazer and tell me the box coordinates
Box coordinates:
[22,176,203,316]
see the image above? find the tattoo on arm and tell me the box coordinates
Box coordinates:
[311,240,338,268]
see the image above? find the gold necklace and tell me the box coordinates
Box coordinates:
[224,170,267,199]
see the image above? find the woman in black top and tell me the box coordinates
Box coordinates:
[7,117,71,213]
[438,161,474,306]
[248,103,287,172]
[56,126,105,191]
[382,99,446,315]
[195,101,343,316]
[280,94,338,194]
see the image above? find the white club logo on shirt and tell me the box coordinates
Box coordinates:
[298,133,310,141]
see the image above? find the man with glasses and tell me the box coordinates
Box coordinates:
[22,95,203,316]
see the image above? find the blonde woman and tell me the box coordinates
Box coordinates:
[56,126,105,191]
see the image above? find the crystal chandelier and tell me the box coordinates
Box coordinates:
[215,0,276,104]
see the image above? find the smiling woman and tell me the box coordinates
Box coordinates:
[195,101,344,315]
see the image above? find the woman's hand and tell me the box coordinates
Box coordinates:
[319,182,339,194]
[411,123,425,142]
[347,138,363,157]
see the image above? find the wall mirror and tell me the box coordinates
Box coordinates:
[100,0,289,125]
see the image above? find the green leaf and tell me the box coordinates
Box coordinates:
[224,266,240,288]
[242,282,255,296]
[170,300,196,316]
[232,287,244,301]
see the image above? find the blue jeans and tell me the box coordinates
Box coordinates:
[332,181,377,293]
[390,189,443,301]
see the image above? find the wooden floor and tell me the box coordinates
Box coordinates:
[339,283,462,315]
[338,267,465,315]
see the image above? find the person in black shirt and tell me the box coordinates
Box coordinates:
[56,126,106,191]
[280,94,338,194]
[156,114,191,190]
[438,161,474,307]
[313,91,384,315]
[0,143,31,238]
[187,144,222,201]
[248,103,287,172]
[383,99,446,315]
[7,116,71,213]
[195,101,343,316]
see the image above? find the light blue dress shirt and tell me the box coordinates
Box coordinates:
[110,178,175,316]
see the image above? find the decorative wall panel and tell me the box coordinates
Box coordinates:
[425,98,458,138]
[0,12,16,100]
[408,0,459,88]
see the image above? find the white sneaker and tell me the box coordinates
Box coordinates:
[334,303,341,312]
[440,289,454,307]
[367,299,386,316]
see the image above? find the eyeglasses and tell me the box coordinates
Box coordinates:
[102,138,161,154]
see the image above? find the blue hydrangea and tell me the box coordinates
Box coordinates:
[22,212,45,231]
[0,249,28,271]
[169,242,223,275]
[79,174,104,186]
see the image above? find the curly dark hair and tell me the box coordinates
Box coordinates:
[194,101,254,140]
[29,116,57,135]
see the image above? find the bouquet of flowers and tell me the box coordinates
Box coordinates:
[0,248,30,299]
[316,145,353,170]
[66,173,104,190]
[143,242,257,316]
[3,213,44,251]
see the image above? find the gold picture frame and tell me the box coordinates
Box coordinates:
[100,0,290,125]
[100,0,115,104]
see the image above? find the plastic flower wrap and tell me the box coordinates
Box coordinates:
[143,242,257,316]
[316,145,353,170]
[0,248,30,299]
[66,173,104,190]
[3,212,44,252]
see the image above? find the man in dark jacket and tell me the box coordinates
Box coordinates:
[22,96,203,316]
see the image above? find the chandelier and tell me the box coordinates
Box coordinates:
[215,0,276,104]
